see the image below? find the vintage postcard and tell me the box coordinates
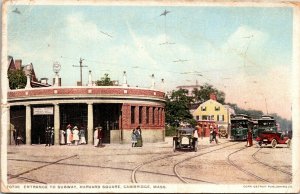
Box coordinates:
[1,0,299,193]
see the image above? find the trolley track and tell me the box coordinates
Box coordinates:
[173,142,242,183]
[132,141,238,183]
[252,148,292,176]
[227,147,272,184]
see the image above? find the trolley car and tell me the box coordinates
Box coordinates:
[255,115,277,137]
[230,114,252,141]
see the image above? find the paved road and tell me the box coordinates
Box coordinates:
[6,137,292,185]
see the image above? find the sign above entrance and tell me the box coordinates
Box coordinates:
[33,107,54,115]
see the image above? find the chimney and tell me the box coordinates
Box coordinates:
[210,93,217,101]
[15,60,22,70]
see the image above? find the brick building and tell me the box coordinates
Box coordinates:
[7,61,166,145]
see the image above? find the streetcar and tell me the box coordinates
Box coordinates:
[255,115,277,137]
[230,114,252,141]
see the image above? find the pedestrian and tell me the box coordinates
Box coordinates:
[135,126,143,147]
[72,126,80,146]
[209,126,213,143]
[97,126,103,147]
[66,124,72,146]
[93,127,99,147]
[60,129,66,145]
[12,128,17,145]
[51,127,54,145]
[45,127,51,147]
[79,126,87,144]
[210,126,218,144]
[246,125,253,147]
[16,130,22,146]
[131,129,137,147]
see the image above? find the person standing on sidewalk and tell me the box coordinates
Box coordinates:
[72,126,80,146]
[45,127,51,147]
[97,126,103,147]
[210,126,218,144]
[66,124,72,146]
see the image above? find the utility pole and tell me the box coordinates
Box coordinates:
[264,98,269,115]
[73,58,88,86]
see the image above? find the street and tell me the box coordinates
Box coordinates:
[7,137,292,185]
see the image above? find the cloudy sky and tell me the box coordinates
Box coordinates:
[7,4,293,119]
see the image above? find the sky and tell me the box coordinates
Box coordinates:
[7,4,293,119]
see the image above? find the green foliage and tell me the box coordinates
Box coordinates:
[96,73,113,86]
[165,126,177,136]
[165,89,194,127]
[8,70,27,89]
[192,83,225,104]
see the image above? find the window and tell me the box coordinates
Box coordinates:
[210,115,214,120]
[139,106,142,124]
[201,106,206,111]
[217,115,224,121]
[146,107,149,124]
[131,106,135,124]
[202,115,208,120]
[215,106,220,111]
[196,116,199,121]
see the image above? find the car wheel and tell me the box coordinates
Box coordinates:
[286,139,291,148]
[258,141,262,147]
[271,139,277,148]
[173,141,176,152]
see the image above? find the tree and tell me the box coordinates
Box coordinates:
[96,73,114,86]
[165,89,195,127]
[8,69,27,89]
[192,83,225,104]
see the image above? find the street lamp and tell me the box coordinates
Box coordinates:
[53,62,61,87]
[25,64,32,89]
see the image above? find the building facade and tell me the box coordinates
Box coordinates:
[8,86,166,145]
[192,95,231,134]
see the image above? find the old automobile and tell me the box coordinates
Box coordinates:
[173,127,198,152]
[256,128,291,148]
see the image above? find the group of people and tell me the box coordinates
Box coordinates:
[60,124,87,146]
[131,126,143,147]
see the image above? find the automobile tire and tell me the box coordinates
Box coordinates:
[271,139,277,148]
[258,141,262,147]
[286,139,291,148]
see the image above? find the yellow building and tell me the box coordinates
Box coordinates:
[192,96,231,133]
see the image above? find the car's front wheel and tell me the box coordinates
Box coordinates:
[271,139,277,148]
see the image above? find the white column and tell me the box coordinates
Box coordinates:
[88,70,93,86]
[122,71,128,87]
[87,102,94,144]
[54,103,60,145]
[25,104,31,145]
[25,75,31,89]
[54,73,59,87]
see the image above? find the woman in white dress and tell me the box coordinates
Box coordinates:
[66,124,72,146]
[94,128,99,147]
[72,126,80,146]
[59,129,66,145]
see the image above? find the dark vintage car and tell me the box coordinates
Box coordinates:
[256,130,291,148]
[173,127,198,152]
